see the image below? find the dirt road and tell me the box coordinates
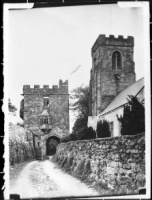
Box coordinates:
[9,158,99,198]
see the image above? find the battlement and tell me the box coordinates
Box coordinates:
[92,34,134,55]
[23,80,68,95]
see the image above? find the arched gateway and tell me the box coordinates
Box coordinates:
[46,135,60,155]
[20,80,69,160]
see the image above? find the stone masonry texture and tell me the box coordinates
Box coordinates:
[20,80,69,138]
[53,133,145,195]
[89,35,136,116]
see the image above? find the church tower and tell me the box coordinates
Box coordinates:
[89,34,136,116]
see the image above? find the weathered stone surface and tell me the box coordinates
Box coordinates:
[20,80,69,156]
[54,133,145,195]
[89,35,135,116]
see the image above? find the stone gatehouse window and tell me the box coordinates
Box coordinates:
[40,116,52,125]
[44,118,49,124]
[43,97,49,107]
[40,117,49,125]
[112,51,122,70]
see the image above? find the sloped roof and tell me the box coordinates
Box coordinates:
[99,77,144,116]
[41,110,49,116]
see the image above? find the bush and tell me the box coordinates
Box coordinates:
[9,124,34,165]
[80,127,96,140]
[61,127,96,142]
[117,95,145,135]
[97,120,111,138]
[17,122,24,127]
[9,139,34,165]
[61,132,78,143]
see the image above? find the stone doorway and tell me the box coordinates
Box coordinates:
[46,136,60,156]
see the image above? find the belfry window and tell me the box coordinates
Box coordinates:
[112,51,122,70]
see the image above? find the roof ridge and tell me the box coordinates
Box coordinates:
[99,77,144,117]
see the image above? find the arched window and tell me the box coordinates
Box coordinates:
[112,51,122,70]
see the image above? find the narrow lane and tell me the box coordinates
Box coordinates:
[10,158,99,198]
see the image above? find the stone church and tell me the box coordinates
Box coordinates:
[89,34,144,136]
[20,80,69,158]
[89,34,136,116]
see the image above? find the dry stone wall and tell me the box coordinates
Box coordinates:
[53,132,145,195]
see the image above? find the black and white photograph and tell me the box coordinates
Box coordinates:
[4,2,150,199]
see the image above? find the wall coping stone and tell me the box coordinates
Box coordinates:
[60,132,144,144]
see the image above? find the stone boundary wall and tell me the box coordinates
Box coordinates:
[53,133,145,195]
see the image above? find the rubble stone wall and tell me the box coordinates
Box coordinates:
[53,132,145,195]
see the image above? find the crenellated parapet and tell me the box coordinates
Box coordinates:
[90,34,135,116]
[23,79,68,95]
[92,34,134,55]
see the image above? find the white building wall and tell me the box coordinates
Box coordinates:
[98,107,124,137]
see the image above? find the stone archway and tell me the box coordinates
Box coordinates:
[46,136,60,155]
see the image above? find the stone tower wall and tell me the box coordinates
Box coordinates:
[22,80,69,137]
[23,79,68,94]
[90,35,136,116]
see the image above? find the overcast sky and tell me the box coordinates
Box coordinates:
[5,3,149,130]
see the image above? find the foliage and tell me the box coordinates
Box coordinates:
[17,122,24,127]
[70,86,90,116]
[8,98,17,113]
[96,120,111,138]
[70,86,90,137]
[9,139,34,165]
[117,95,145,135]
[8,98,32,165]
[61,132,77,143]
[62,86,97,141]
[80,127,96,140]
[61,127,96,142]
[9,123,34,165]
